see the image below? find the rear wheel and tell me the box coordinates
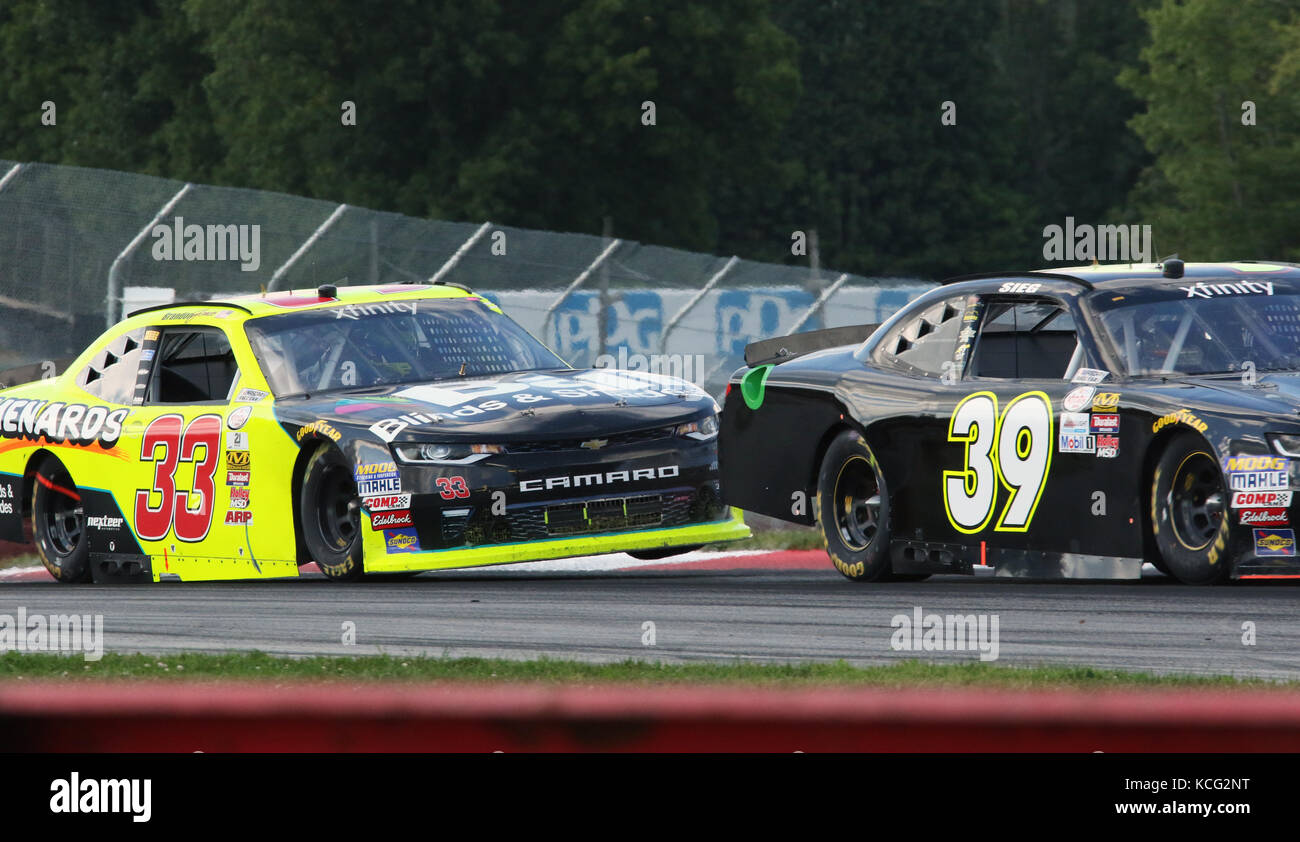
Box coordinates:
[1150,433,1230,585]
[816,429,893,582]
[301,446,365,581]
[32,459,90,583]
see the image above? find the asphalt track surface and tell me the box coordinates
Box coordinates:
[3,551,1300,679]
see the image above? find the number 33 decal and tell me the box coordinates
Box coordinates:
[942,391,1052,533]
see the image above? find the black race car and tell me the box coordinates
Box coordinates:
[720,260,1300,584]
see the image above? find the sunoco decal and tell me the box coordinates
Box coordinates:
[1254,528,1296,557]
[384,529,421,553]
[0,400,128,448]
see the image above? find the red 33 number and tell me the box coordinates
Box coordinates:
[134,414,221,542]
[435,476,469,499]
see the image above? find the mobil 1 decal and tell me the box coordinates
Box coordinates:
[135,414,221,542]
[943,391,1052,534]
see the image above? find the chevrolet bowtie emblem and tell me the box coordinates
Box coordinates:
[580,438,609,450]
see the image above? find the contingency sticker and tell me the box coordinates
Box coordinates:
[1254,528,1296,557]
[1071,368,1109,384]
[1062,386,1095,413]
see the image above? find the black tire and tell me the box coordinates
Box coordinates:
[628,545,703,561]
[815,428,893,582]
[1150,433,1230,585]
[301,446,366,581]
[31,459,90,583]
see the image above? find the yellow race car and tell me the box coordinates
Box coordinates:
[0,282,748,583]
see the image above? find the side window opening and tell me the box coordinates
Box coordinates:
[146,328,239,404]
[78,328,145,405]
[877,295,969,378]
[969,298,1078,379]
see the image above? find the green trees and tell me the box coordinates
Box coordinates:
[3,0,1296,276]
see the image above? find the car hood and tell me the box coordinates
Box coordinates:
[278,368,717,442]
[1153,372,1300,418]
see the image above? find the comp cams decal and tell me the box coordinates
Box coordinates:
[0,399,128,448]
[942,391,1052,534]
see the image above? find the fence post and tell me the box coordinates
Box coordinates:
[106,182,193,328]
[428,221,492,284]
[540,238,623,344]
[658,255,738,353]
[266,203,349,291]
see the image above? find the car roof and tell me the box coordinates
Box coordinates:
[938,261,1300,297]
[118,282,477,327]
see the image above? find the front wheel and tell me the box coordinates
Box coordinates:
[1150,433,1230,585]
[816,429,893,582]
[301,446,366,581]
[32,460,90,583]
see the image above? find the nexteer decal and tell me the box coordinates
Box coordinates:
[519,465,681,493]
[87,516,125,530]
[1231,490,1292,508]
[371,510,413,529]
[362,493,410,512]
[0,399,128,448]
[1240,508,1289,526]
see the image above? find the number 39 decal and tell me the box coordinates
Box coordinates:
[942,391,1053,533]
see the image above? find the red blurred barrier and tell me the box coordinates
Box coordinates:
[0,681,1296,752]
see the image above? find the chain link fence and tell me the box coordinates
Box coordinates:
[0,161,934,393]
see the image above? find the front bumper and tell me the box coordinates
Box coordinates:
[361,505,749,573]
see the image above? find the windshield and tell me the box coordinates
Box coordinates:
[245,296,569,396]
[1092,288,1300,376]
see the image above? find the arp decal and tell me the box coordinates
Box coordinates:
[384,529,421,553]
[1152,409,1208,434]
[942,391,1052,534]
[134,414,221,543]
[1254,528,1296,557]
[225,450,250,469]
[0,399,128,448]
[435,476,470,499]
[224,510,253,525]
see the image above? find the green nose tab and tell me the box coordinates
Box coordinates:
[740,364,773,411]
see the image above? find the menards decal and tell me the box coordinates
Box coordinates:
[0,399,128,447]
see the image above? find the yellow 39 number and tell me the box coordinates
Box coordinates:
[942,391,1053,534]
